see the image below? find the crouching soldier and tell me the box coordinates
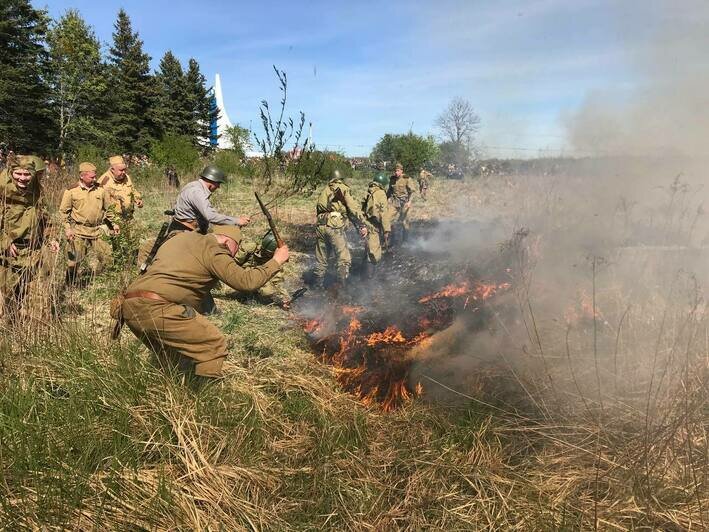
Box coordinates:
[362,174,392,277]
[116,225,289,377]
[0,155,60,319]
[59,162,120,283]
[235,231,292,308]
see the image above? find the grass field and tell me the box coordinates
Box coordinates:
[1,168,707,530]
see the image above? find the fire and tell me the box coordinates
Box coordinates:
[366,325,407,346]
[418,280,511,304]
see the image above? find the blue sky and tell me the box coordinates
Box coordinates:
[39,0,694,157]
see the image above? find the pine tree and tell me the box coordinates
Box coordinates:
[0,0,53,153]
[106,9,157,155]
[154,51,193,137]
[47,10,109,156]
[186,58,219,151]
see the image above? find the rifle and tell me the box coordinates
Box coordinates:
[139,209,174,273]
[254,192,284,247]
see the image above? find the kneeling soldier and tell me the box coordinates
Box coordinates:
[235,231,291,308]
[118,226,289,377]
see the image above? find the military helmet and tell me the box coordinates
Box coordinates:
[200,165,227,184]
[373,174,389,188]
[261,231,277,255]
[329,168,342,182]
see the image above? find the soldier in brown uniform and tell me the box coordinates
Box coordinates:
[119,225,289,377]
[362,174,392,276]
[417,167,432,200]
[59,162,120,282]
[314,170,367,288]
[235,232,291,308]
[0,156,60,318]
[387,162,415,242]
[99,155,143,220]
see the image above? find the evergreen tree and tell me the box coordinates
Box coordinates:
[0,0,53,153]
[154,51,193,137]
[106,9,157,155]
[186,58,218,151]
[47,10,109,156]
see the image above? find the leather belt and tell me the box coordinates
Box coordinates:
[172,218,198,231]
[124,290,168,302]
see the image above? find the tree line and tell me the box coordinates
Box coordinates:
[0,0,217,159]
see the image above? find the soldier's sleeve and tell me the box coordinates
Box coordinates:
[407,177,415,197]
[102,189,119,226]
[192,189,238,225]
[208,249,281,292]
[342,186,366,225]
[58,189,73,231]
[377,192,392,233]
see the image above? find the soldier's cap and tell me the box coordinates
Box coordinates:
[109,155,126,167]
[79,162,97,172]
[395,162,403,170]
[213,225,242,243]
[9,155,37,173]
[28,155,45,172]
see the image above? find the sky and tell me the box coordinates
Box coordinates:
[39,0,699,157]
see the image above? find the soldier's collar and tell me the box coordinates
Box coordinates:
[79,181,98,190]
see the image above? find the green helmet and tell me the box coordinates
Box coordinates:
[329,169,343,182]
[373,174,389,188]
[200,165,227,184]
[261,231,277,255]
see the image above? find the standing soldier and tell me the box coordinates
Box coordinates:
[314,169,368,288]
[99,155,143,221]
[116,226,289,378]
[59,162,120,283]
[235,231,292,308]
[417,167,432,201]
[362,174,392,277]
[169,165,250,233]
[387,162,415,243]
[0,156,60,319]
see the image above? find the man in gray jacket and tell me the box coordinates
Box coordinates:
[169,165,250,233]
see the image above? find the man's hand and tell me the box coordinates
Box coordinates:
[405,201,412,209]
[113,225,121,236]
[273,244,290,265]
[237,216,251,227]
[8,243,18,258]
[65,228,75,241]
[359,226,368,238]
[135,199,144,208]
[49,240,60,253]
[281,300,291,311]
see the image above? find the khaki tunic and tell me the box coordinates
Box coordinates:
[314,179,366,281]
[122,231,281,376]
[99,170,142,219]
[387,174,415,230]
[0,170,52,317]
[363,182,392,263]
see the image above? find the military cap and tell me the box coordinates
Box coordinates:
[28,155,45,173]
[213,225,242,243]
[395,162,403,171]
[79,162,97,172]
[109,155,126,166]
[10,155,37,173]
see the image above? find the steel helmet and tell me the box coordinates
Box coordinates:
[329,169,342,182]
[200,165,227,184]
[261,231,278,255]
[373,174,389,188]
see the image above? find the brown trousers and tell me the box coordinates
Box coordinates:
[122,297,227,377]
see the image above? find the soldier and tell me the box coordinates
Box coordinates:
[169,165,250,233]
[417,167,432,200]
[362,174,392,277]
[0,156,60,319]
[117,225,289,378]
[235,231,291,308]
[314,169,368,288]
[59,162,120,283]
[387,162,415,242]
[99,155,143,220]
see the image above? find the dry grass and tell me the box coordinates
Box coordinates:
[0,169,706,530]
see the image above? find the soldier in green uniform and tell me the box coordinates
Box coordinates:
[99,155,143,221]
[118,225,289,377]
[0,155,60,319]
[417,167,432,200]
[235,231,292,308]
[314,169,368,288]
[362,174,392,276]
[59,162,120,283]
[387,162,415,242]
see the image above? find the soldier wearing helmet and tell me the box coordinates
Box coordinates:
[235,231,292,308]
[362,174,392,276]
[99,155,144,220]
[0,155,60,319]
[387,162,415,243]
[313,168,368,288]
[169,165,250,234]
